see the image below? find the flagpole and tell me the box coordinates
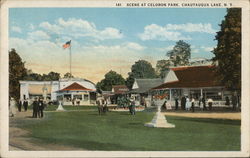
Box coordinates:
[69,42,72,79]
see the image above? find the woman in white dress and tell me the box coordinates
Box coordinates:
[185,97,191,111]
[9,97,17,117]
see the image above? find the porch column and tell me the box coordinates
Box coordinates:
[82,94,84,104]
[200,88,203,97]
[169,88,172,101]
[88,92,90,104]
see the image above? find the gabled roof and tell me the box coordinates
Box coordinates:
[112,85,129,94]
[131,78,163,93]
[60,82,93,91]
[153,65,222,89]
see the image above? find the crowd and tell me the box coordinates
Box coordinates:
[161,93,240,112]
[9,97,45,118]
[96,95,136,115]
[9,93,240,117]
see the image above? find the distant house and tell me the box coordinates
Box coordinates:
[19,78,96,105]
[130,78,163,105]
[152,65,227,101]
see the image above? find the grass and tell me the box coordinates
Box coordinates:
[16,110,241,151]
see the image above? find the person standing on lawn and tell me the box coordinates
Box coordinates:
[207,98,213,111]
[130,97,136,115]
[202,96,207,111]
[23,99,28,111]
[175,97,179,110]
[191,97,195,112]
[96,96,103,115]
[231,93,238,111]
[32,97,39,118]
[181,96,186,110]
[18,99,22,112]
[38,98,45,118]
[103,98,108,114]
[225,96,230,106]
[185,97,191,111]
[9,97,17,117]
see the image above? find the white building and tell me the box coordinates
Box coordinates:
[19,78,96,105]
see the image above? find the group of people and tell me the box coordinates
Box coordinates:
[225,94,240,111]
[9,97,29,117]
[96,97,109,115]
[32,97,45,118]
[18,99,29,112]
[174,96,214,112]
[71,98,81,106]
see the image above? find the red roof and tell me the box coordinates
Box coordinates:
[60,82,93,91]
[112,85,129,94]
[153,65,223,89]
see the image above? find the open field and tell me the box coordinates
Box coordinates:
[9,107,241,151]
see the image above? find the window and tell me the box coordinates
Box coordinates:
[84,94,88,101]
[73,95,82,100]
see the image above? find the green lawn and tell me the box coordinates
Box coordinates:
[16,110,240,151]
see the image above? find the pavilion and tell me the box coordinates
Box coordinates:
[151,65,229,105]
[19,78,96,105]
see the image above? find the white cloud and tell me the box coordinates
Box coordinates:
[139,24,191,41]
[201,46,214,52]
[139,23,217,41]
[39,18,123,40]
[11,26,22,33]
[125,42,145,51]
[165,23,216,34]
[40,22,62,34]
[28,30,50,40]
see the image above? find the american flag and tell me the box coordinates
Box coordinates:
[63,40,71,49]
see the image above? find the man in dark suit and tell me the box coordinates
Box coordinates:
[32,97,39,118]
[231,94,237,111]
[38,98,45,118]
[202,97,207,111]
[181,96,186,110]
[175,97,179,110]
[23,99,28,111]
[18,99,22,112]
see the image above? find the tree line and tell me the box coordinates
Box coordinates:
[9,8,241,100]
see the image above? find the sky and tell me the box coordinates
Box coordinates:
[9,8,227,83]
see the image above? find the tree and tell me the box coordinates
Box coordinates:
[24,71,60,81]
[156,59,171,78]
[43,72,61,81]
[96,70,125,91]
[126,60,157,89]
[24,70,43,81]
[63,72,74,78]
[166,40,191,66]
[212,8,241,90]
[9,49,27,100]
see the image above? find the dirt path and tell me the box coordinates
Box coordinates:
[163,112,241,120]
[9,110,84,151]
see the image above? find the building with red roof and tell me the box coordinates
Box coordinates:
[19,78,97,106]
[152,65,227,101]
